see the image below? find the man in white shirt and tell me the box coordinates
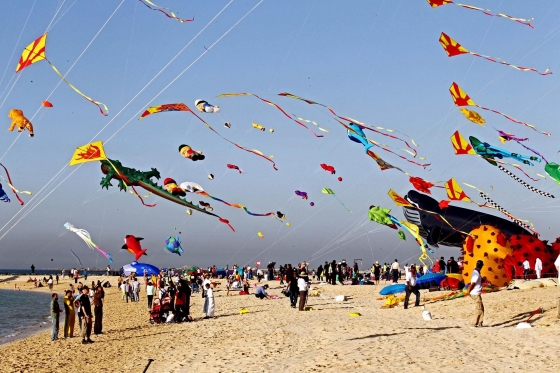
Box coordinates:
[535,258,543,279]
[466,260,485,327]
[522,259,531,280]
[132,279,140,302]
[391,259,400,283]
[404,265,420,309]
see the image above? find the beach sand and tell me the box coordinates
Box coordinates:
[1,274,559,372]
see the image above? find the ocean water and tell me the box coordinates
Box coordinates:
[0,289,56,344]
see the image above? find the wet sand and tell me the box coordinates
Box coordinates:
[1,275,559,372]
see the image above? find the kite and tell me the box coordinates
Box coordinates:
[217,93,324,137]
[368,206,398,229]
[63,222,113,263]
[322,188,351,212]
[459,108,485,126]
[445,178,471,202]
[426,0,534,28]
[122,235,147,261]
[199,201,213,211]
[278,92,421,151]
[276,211,286,219]
[224,122,231,128]
[409,176,435,194]
[195,99,220,113]
[402,190,531,248]
[41,100,53,108]
[0,183,9,202]
[186,209,192,215]
[295,190,308,200]
[469,135,540,166]
[16,33,108,115]
[440,33,550,75]
[450,83,550,136]
[320,164,336,174]
[545,163,560,185]
[252,123,265,131]
[495,165,552,198]
[258,232,264,239]
[178,144,205,161]
[296,116,329,133]
[178,181,204,193]
[163,178,186,197]
[208,174,214,180]
[269,128,274,133]
[8,109,33,137]
[310,202,315,206]
[497,130,549,163]
[165,236,184,256]
[139,103,277,170]
[0,162,31,205]
[338,177,342,182]
[398,231,406,240]
[70,142,234,230]
[138,0,194,23]
[450,130,476,155]
[227,164,242,173]
[196,190,275,217]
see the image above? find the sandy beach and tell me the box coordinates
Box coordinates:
[1,274,559,372]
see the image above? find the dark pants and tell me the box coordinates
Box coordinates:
[289,287,298,307]
[74,278,78,284]
[523,269,529,280]
[255,293,266,299]
[404,285,420,308]
[147,295,154,309]
[94,305,103,334]
[330,274,336,285]
[175,305,186,322]
[298,291,307,311]
[392,269,399,283]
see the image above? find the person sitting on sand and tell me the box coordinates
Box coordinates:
[255,284,270,299]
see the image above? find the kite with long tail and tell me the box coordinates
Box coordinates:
[138,0,194,23]
[440,33,550,76]
[426,0,534,28]
[0,162,32,205]
[217,93,324,137]
[497,130,549,163]
[64,222,113,263]
[322,188,351,212]
[16,33,108,115]
[139,103,277,170]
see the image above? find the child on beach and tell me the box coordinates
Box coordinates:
[203,283,215,319]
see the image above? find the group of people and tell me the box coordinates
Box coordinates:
[50,280,105,344]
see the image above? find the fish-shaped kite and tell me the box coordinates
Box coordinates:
[320,164,336,174]
[122,235,148,261]
[450,83,550,136]
[16,33,108,115]
[227,164,242,173]
[63,222,113,263]
[426,0,534,28]
[165,236,184,256]
[440,33,550,76]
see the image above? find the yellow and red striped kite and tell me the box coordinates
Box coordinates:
[440,33,551,76]
[16,34,108,116]
[449,82,550,136]
[450,130,476,155]
[426,1,533,28]
[445,178,471,202]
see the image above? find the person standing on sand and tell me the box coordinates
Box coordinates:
[466,260,485,327]
[289,270,299,308]
[48,276,53,290]
[63,290,75,338]
[73,269,79,284]
[146,281,155,309]
[404,265,420,309]
[522,259,530,280]
[50,293,62,341]
[391,259,400,283]
[93,286,104,335]
[554,253,560,319]
[31,264,35,274]
[77,286,94,344]
[203,283,215,318]
[535,257,543,279]
[298,272,309,311]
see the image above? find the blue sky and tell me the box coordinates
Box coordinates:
[1,0,560,270]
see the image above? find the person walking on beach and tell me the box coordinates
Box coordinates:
[93,286,104,335]
[77,286,94,344]
[288,270,299,308]
[404,265,420,309]
[298,271,309,311]
[535,257,543,279]
[146,281,155,309]
[466,260,485,327]
[203,283,215,318]
[48,276,53,291]
[63,290,75,338]
[31,264,35,274]
[391,259,400,283]
[73,269,79,284]
[132,278,140,302]
[50,293,62,341]
[522,259,531,280]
